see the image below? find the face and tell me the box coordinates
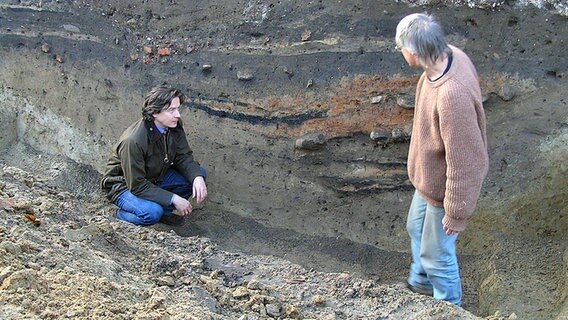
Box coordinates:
[153,97,181,129]
[401,47,420,69]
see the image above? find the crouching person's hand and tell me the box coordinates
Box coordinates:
[192,176,208,204]
[172,194,193,216]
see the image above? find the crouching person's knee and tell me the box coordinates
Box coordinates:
[139,203,164,225]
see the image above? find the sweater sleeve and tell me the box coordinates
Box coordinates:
[438,85,488,231]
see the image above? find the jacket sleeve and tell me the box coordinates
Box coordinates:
[119,137,173,207]
[171,129,203,184]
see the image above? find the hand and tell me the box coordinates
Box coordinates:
[192,176,207,204]
[443,225,461,236]
[172,194,193,216]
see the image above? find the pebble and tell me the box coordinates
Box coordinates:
[295,133,326,150]
[62,24,80,33]
[265,303,281,317]
[498,85,516,101]
[370,129,390,142]
[0,241,21,255]
[233,286,250,299]
[396,94,415,109]
[311,294,326,306]
[237,70,254,81]
[371,95,383,104]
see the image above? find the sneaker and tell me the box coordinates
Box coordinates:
[406,282,433,296]
[159,214,185,226]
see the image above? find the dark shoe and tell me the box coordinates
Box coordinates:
[406,282,433,296]
[159,214,185,226]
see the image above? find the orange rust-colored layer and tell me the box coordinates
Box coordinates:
[205,74,419,139]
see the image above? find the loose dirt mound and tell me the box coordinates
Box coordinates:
[0,149,490,319]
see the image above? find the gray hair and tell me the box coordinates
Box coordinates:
[142,85,186,121]
[395,13,451,65]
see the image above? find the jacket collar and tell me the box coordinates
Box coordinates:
[144,119,183,143]
[144,120,163,143]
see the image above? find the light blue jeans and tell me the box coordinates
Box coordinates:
[406,191,462,305]
[114,167,206,226]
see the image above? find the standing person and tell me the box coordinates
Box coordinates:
[101,85,208,226]
[395,13,488,305]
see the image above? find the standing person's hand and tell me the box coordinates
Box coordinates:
[172,194,193,216]
[192,176,208,203]
[443,225,461,235]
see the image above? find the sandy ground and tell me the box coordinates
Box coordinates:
[0,149,493,319]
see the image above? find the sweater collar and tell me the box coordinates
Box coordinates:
[427,45,459,88]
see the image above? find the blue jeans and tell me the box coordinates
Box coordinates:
[114,167,206,226]
[406,191,462,305]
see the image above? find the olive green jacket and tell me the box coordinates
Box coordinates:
[101,118,202,206]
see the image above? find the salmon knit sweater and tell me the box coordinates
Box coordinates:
[408,45,488,232]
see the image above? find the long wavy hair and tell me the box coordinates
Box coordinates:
[142,85,186,121]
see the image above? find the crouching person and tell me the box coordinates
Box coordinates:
[101,85,208,226]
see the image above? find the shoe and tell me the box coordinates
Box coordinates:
[406,282,433,296]
[159,214,185,226]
